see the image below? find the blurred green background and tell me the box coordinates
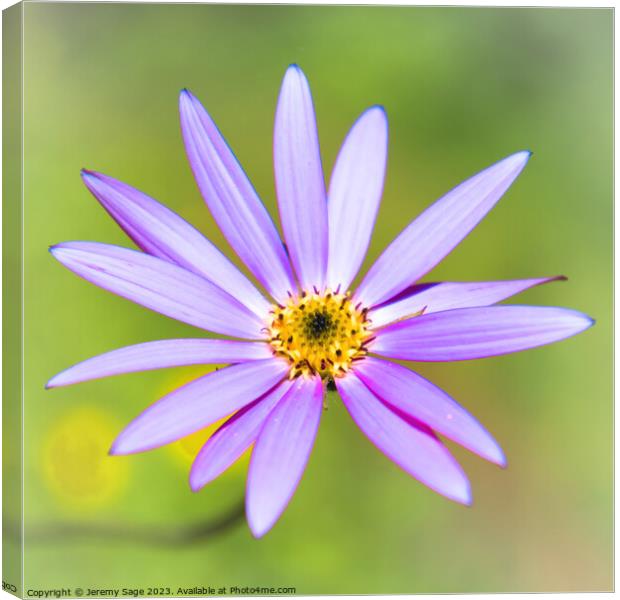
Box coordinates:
[16,3,612,594]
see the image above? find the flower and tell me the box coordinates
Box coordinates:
[48,64,593,538]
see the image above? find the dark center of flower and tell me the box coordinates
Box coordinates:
[303,309,335,340]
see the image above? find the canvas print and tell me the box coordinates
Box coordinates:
[2,2,613,596]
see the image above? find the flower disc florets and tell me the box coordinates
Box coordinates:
[268,289,373,380]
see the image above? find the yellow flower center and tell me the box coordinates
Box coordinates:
[268,290,373,381]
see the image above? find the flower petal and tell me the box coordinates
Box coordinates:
[179,89,296,302]
[336,373,471,504]
[369,276,564,329]
[356,151,532,307]
[46,339,273,388]
[274,65,328,290]
[372,305,594,361]
[246,375,323,538]
[110,358,288,455]
[354,357,505,466]
[326,106,388,291]
[189,380,294,491]
[81,170,270,318]
[50,242,265,339]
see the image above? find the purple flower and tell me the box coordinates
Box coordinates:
[48,65,593,538]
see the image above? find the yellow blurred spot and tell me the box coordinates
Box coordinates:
[42,406,129,511]
[170,419,253,481]
[170,421,226,463]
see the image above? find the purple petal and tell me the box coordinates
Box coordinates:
[110,358,288,455]
[81,170,270,318]
[246,375,323,538]
[356,151,532,307]
[372,305,594,361]
[336,374,471,504]
[274,65,328,290]
[326,107,388,291]
[354,357,505,466]
[50,242,265,339]
[46,339,273,388]
[369,276,564,329]
[189,380,294,491]
[179,89,296,302]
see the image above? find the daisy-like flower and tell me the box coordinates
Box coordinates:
[48,65,593,538]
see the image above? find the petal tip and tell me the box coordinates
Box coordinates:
[483,438,507,467]
[49,243,72,260]
[503,150,532,170]
[246,485,284,540]
[574,311,596,331]
[444,472,472,506]
[80,170,101,189]
[108,444,120,456]
[493,447,508,468]
[188,461,212,492]
[245,498,267,538]
[109,434,133,456]
[456,484,473,506]
[48,244,63,257]
[365,105,388,126]
[188,473,203,493]
[44,375,59,389]
[247,515,272,539]
[109,427,162,456]
[283,63,307,84]
[179,88,196,109]
[513,149,532,165]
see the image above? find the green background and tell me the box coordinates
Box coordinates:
[15,3,613,594]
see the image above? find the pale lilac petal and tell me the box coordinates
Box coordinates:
[246,375,323,538]
[81,170,270,318]
[326,107,388,291]
[179,89,296,302]
[46,339,273,388]
[50,242,265,339]
[110,358,288,455]
[274,65,328,289]
[354,357,505,466]
[369,276,564,329]
[336,374,471,504]
[356,151,532,307]
[189,380,294,491]
[372,305,594,361]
